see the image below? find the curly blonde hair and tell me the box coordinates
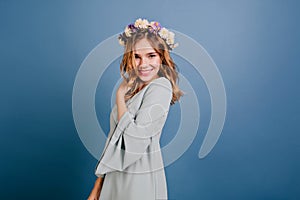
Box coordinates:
[119,30,184,105]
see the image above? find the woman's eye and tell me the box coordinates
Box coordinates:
[149,54,156,58]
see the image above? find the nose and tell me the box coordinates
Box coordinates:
[139,56,149,68]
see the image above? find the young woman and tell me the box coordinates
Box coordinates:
[87,18,183,200]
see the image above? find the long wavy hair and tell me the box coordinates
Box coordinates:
[120,30,184,105]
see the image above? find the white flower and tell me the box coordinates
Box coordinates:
[124,26,131,37]
[119,39,125,46]
[141,19,150,28]
[166,38,174,45]
[166,31,175,45]
[158,28,169,39]
[134,18,142,27]
[168,31,175,40]
[134,18,149,29]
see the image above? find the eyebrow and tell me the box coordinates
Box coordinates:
[134,51,157,56]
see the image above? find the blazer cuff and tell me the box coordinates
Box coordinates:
[96,173,106,178]
[109,110,133,145]
[117,110,133,130]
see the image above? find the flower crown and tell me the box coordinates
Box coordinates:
[118,18,178,51]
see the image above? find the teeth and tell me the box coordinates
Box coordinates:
[139,69,152,71]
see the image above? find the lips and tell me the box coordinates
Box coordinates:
[138,68,153,76]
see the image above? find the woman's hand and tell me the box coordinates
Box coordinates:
[117,79,131,96]
[116,79,130,121]
[87,177,104,200]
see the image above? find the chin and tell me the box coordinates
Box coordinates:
[138,75,157,83]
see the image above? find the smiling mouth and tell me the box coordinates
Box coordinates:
[138,68,153,76]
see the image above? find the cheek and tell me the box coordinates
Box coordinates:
[152,57,162,66]
[135,59,139,66]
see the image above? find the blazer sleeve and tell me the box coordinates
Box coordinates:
[95,78,172,177]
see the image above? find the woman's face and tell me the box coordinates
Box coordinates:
[133,38,161,84]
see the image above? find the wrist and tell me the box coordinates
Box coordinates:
[116,93,125,103]
[117,90,125,98]
[95,177,104,186]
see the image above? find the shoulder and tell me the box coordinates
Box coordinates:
[149,77,172,91]
[142,77,173,105]
[143,77,172,100]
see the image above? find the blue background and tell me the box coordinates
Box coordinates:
[1,0,299,199]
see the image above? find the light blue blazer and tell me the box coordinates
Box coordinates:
[95,77,172,200]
